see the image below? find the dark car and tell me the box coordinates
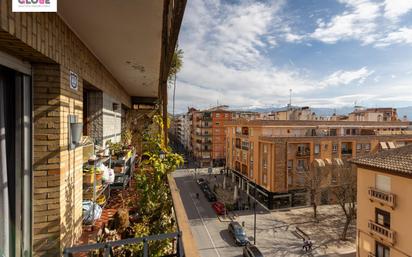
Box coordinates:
[199,181,210,192]
[243,244,264,257]
[203,189,217,202]
[196,178,205,185]
[228,222,249,246]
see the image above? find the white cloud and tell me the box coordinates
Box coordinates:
[375,27,412,47]
[285,33,304,42]
[311,0,381,44]
[321,67,374,87]
[384,0,412,21]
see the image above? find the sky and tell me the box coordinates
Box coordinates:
[168,0,412,114]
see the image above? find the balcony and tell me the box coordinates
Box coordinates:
[368,220,395,245]
[368,253,375,257]
[341,149,353,155]
[296,149,310,157]
[368,187,396,208]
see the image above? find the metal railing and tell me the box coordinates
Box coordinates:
[368,252,375,257]
[368,220,395,245]
[63,232,183,257]
[368,187,396,208]
[296,149,310,157]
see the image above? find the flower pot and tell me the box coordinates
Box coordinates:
[114,166,125,173]
[83,173,94,184]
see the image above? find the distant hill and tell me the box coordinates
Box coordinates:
[233,105,412,121]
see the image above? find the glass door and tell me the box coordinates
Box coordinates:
[0,65,32,257]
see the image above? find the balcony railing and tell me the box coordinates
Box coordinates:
[368,187,396,208]
[296,149,310,157]
[368,252,375,257]
[368,220,395,245]
[64,232,183,257]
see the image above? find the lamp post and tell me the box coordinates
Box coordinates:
[253,179,257,245]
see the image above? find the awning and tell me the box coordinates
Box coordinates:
[333,158,344,166]
[314,159,325,167]
[387,142,396,149]
[324,158,332,165]
[380,142,389,150]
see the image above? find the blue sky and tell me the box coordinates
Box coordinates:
[169,0,412,113]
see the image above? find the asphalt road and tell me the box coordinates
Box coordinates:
[173,169,244,257]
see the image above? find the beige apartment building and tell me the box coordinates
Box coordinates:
[353,145,412,257]
[225,120,412,209]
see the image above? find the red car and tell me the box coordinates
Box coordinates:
[212,201,226,215]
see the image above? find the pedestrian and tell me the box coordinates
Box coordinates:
[308,239,312,250]
[302,239,308,252]
[196,192,199,199]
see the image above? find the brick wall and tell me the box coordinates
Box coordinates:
[32,64,83,256]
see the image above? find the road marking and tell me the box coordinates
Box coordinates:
[190,190,221,257]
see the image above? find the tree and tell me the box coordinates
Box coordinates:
[332,164,357,240]
[168,48,184,136]
[303,162,329,222]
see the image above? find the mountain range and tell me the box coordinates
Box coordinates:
[233,106,412,120]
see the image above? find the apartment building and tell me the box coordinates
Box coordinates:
[192,107,232,167]
[353,145,412,257]
[225,120,412,209]
[269,106,318,121]
[0,1,185,256]
[348,107,398,122]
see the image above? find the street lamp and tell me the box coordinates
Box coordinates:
[253,179,257,245]
[159,150,166,160]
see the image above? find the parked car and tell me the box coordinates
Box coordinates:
[212,201,225,215]
[243,244,264,257]
[228,221,249,246]
[204,189,217,202]
[199,181,210,192]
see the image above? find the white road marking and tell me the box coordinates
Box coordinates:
[190,190,221,257]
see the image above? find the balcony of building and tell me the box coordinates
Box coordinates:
[341,142,353,156]
[368,187,396,208]
[368,220,396,245]
[296,147,310,157]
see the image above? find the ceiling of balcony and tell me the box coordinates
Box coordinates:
[58,0,163,98]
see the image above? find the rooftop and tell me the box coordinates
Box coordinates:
[352,144,412,176]
[225,119,410,127]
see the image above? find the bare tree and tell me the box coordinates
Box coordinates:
[303,162,329,222]
[331,164,357,240]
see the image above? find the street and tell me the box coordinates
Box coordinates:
[174,169,244,257]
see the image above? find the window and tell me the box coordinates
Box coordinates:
[215,122,220,125]
[242,151,247,162]
[365,143,371,152]
[332,144,338,153]
[263,174,267,184]
[375,208,390,228]
[225,113,229,118]
[346,129,351,135]
[263,159,267,169]
[250,128,254,136]
[249,165,253,177]
[314,144,320,154]
[263,145,268,153]
[376,242,390,257]
[250,142,254,150]
[356,143,362,152]
[215,113,220,118]
[287,160,293,171]
[297,159,305,171]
